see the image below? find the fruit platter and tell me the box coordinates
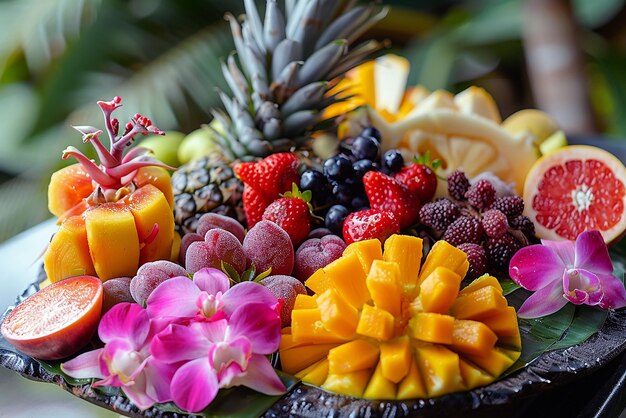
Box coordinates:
[3,1,626,417]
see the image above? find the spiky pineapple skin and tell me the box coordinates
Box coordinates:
[171,153,244,234]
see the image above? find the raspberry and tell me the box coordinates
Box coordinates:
[491,196,524,219]
[510,215,536,238]
[442,216,484,246]
[457,243,488,280]
[419,199,460,231]
[447,170,471,201]
[465,179,496,210]
[484,233,522,271]
[481,209,509,238]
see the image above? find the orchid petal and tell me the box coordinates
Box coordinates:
[597,273,626,310]
[226,354,286,395]
[541,239,575,267]
[210,336,251,373]
[563,269,602,306]
[171,358,219,413]
[518,279,568,319]
[146,277,200,320]
[99,303,150,348]
[227,303,281,354]
[191,318,228,344]
[122,373,156,411]
[193,268,230,295]
[221,282,279,317]
[151,323,212,364]
[574,230,613,274]
[61,348,105,379]
[101,339,145,384]
[143,358,176,403]
[509,244,565,291]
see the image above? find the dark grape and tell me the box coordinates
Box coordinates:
[353,159,375,179]
[331,182,355,205]
[300,169,327,198]
[351,196,370,211]
[361,126,382,141]
[325,204,350,235]
[352,135,380,161]
[382,149,404,173]
[324,155,354,181]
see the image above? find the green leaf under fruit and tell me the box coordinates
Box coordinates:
[37,359,93,387]
[499,278,521,295]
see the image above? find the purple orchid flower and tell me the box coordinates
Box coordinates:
[145,268,277,323]
[151,302,285,413]
[509,230,626,318]
[61,303,175,410]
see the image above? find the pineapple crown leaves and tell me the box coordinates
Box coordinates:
[214,0,389,159]
[61,97,173,194]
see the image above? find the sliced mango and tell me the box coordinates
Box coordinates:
[410,313,455,344]
[366,260,402,316]
[459,359,493,390]
[322,369,372,398]
[291,308,348,344]
[328,340,380,374]
[280,343,339,375]
[134,166,174,208]
[44,216,96,283]
[294,294,318,310]
[47,163,93,218]
[356,304,395,341]
[419,240,468,286]
[397,356,428,399]
[84,203,140,281]
[364,361,396,399]
[317,289,359,339]
[498,332,522,351]
[451,285,507,320]
[450,320,498,357]
[324,252,370,309]
[480,306,519,337]
[415,345,464,397]
[383,234,423,293]
[298,358,329,386]
[343,238,383,272]
[305,269,331,294]
[459,274,503,295]
[463,347,516,377]
[380,336,412,383]
[418,267,461,313]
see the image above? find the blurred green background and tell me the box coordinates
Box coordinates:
[1,0,626,242]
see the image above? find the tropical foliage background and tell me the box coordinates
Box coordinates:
[0,0,625,242]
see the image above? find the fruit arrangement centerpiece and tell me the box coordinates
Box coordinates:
[3,0,626,417]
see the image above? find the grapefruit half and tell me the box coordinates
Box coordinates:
[1,275,103,360]
[523,145,626,243]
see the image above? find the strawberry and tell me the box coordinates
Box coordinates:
[234,153,299,199]
[363,171,420,229]
[242,185,273,228]
[342,209,400,245]
[234,153,300,227]
[262,184,313,246]
[394,151,440,204]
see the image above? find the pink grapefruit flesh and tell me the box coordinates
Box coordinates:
[523,145,626,243]
[1,275,103,360]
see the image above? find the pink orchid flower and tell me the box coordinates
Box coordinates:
[151,302,285,413]
[509,230,626,318]
[61,303,175,410]
[146,267,277,323]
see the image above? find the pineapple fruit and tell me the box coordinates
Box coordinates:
[172,0,387,231]
[280,235,521,399]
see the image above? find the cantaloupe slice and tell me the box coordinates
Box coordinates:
[317,289,359,339]
[380,336,412,383]
[356,304,395,341]
[324,252,370,309]
[419,240,468,285]
[328,340,380,374]
[366,260,402,316]
[419,267,462,313]
[84,203,140,281]
[364,361,396,399]
[343,238,383,272]
[44,216,96,283]
[410,313,455,344]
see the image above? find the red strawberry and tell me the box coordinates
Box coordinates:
[234,153,299,199]
[394,152,440,204]
[342,209,400,245]
[262,185,312,246]
[363,171,420,229]
[242,185,273,228]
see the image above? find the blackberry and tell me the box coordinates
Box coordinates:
[352,135,380,161]
[447,170,471,201]
[492,196,524,219]
[442,216,484,246]
[510,215,536,238]
[382,150,404,173]
[465,179,496,210]
[457,243,487,280]
[419,199,460,231]
[482,209,508,238]
[484,233,522,271]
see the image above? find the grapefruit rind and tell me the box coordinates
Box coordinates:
[523,145,626,244]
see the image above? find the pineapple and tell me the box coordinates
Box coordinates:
[172,0,387,232]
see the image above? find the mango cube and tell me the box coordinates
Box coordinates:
[450,320,498,357]
[324,252,371,309]
[366,260,402,316]
[322,369,372,398]
[464,347,516,377]
[363,361,396,399]
[415,345,464,397]
[317,289,359,339]
[451,285,507,320]
[459,274,503,295]
[280,343,339,375]
[397,356,428,399]
[305,268,332,294]
[380,336,412,383]
[357,304,395,341]
[294,294,318,310]
[291,308,347,344]
[459,359,493,389]
[343,238,383,272]
[410,313,455,344]
[418,267,462,313]
[298,358,329,386]
[328,340,380,374]
[383,234,423,292]
[418,240,468,286]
